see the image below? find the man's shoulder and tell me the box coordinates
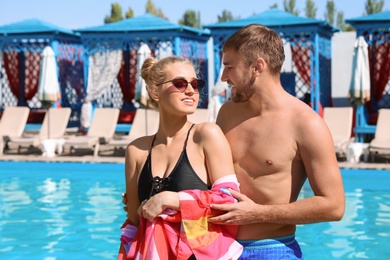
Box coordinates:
[219,100,244,114]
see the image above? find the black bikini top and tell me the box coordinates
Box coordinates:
[138,124,209,202]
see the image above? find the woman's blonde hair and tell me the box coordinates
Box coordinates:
[141,56,195,108]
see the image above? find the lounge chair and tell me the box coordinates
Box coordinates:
[107,108,159,152]
[0,106,30,155]
[8,107,71,154]
[369,109,390,161]
[64,107,119,157]
[323,107,353,158]
[188,108,210,124]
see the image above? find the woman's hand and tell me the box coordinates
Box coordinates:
[137,191,179,222]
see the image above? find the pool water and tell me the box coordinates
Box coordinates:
[1,162,389,259]
[296,169,390,259]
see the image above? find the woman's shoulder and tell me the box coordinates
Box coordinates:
[191,122,226,141]
[192,121,222,132]
[127,135,155,152]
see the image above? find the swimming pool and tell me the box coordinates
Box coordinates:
[0,162,389,259]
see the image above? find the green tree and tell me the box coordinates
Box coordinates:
[283,0,299,15]
[365,0,384,14]
[217,10,234,23]
[324,0,336,25]
[337,11,355,31]
[125,7,134,19]
[178,10,201,28]
[145,0,168,20]
[104,3,123,24]
[304,0,317,18]
[270,3,278,9]
[336,11,346,30]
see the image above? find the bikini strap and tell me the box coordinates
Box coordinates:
[150,134,157,151]
[183,124,195,150]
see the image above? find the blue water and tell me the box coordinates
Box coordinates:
[0,162,389,259]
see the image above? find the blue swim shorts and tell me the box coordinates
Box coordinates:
[237,234,303,259]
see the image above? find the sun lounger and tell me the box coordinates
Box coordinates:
[107,108,159,152]
[323,107,353,158]
[369,108,390,161]
[64,107,119,157]
[0,106,30,155]
[7,107,71,154]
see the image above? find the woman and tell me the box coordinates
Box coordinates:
[118,56,242,260]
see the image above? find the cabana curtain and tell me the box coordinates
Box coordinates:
[85,49,123,102]
[3,51,41,103]
[117,49,138,105]
[371,41,390,101]
[80,49,122,129]
[290,41,311,86]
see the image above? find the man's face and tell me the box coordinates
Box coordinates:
[221,50,255,103]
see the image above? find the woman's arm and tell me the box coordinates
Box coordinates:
[125,143,143,226]
[200,122,235,183]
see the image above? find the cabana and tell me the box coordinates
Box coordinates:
[346,11,390,142]
[204,8,338,114]
[0,19,84,127]
[75,14,211,131]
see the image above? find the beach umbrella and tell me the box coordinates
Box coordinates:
[135,43,152,108]
[38,46,61,139]
[209,63,228,122]
[134,44,153,135]
[349,36,371,106]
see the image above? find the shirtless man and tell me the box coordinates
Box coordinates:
[208,24,345,259]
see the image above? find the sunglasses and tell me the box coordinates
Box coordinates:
[156,78,206,93]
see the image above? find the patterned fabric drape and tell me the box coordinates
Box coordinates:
[117,49,137,104]
[3,51,41,103]
[85,49,123,102]
[371,40,390,101]
[291,42,311,86]
[80,49,122,129]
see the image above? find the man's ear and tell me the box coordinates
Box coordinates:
[253,57,265,75]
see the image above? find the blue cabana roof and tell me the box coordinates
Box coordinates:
[346,11,390,25]
[0,19,77,36]
[76,13,210,36]
[203,8,339,114]
[204,8,337,34]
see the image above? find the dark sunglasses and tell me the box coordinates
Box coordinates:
[156,78,206,93]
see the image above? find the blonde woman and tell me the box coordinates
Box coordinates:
[118,56,242,260]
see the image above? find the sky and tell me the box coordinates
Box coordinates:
[1,0,390,30]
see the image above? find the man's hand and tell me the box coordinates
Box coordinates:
[122,193,128,212]
[209,189,260,225]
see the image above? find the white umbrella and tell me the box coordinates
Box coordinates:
[38,46,61,139]
[349,36,371,106]
[134,44,153,135]
[209,63,228,122]
[135,43,152,107]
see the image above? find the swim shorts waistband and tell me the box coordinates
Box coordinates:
[237,234,297,249]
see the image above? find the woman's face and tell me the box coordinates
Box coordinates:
[156,62,200,116]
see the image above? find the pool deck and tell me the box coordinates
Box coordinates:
[1,146,390,170]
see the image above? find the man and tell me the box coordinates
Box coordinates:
[207,24,345,259]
